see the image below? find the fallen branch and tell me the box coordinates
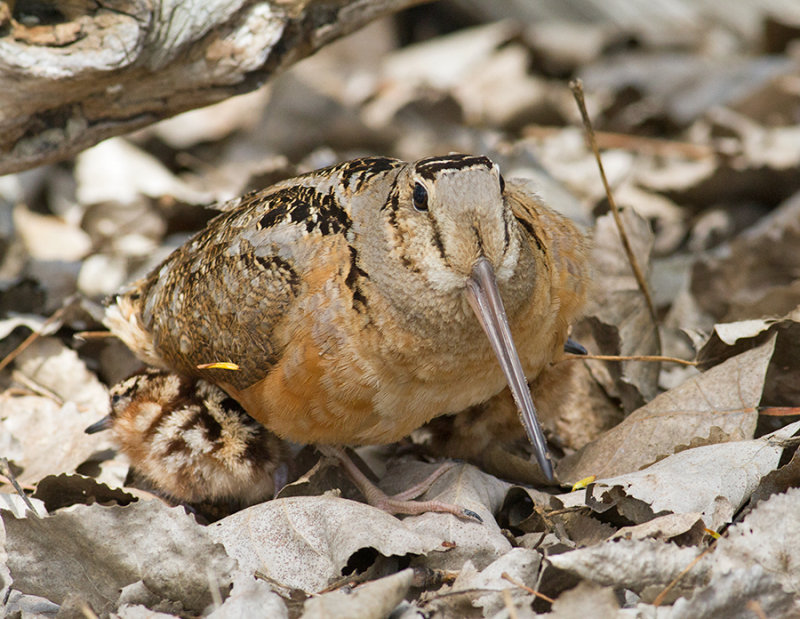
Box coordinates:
[0,0,428,175]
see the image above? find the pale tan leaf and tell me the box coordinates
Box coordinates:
[3,500,235,615]
[1,396,114,486]
[385,462,513,572]
[208,495,444,593]
[559,420,800,530]
[14,337,109,414]
[301,569,413,619]
[547,538,710,595]
[450,548,541,617]
[548,581,621,619]
[557,337,775,482]
[611,513,706,545]
[207,577,289,619]
[670,566,795,619]
[713,486,800,596]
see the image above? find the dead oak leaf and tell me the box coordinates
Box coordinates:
[559,419,800,531]
[3,501,235,616]
[557,337,775,482]
[207,495,445,594]
[585,207,660,412]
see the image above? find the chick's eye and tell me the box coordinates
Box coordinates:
[111,394,122,406]
[412,182,428,212]
[499,174,506,194]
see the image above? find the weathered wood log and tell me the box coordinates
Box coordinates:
[0,0,427,175]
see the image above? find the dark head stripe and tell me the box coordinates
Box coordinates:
[415,155,494,180]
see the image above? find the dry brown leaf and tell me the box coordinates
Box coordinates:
[3,500,236,615]
[115,604,186,618]
[0,395,113,486]
[13,336,109,414]
[1,592,60,618]
[669,566,795,619]
[363,21,517,127]
[301,569,413,619]
[547,581,620,619]
[557,337,775,482]
[691,190,800,322]
[744,445,800,512]
[276,451,363,503]
[449,548,541,617]
[0,494,47,519]
[498,486,616,548]
[610,513,706,546]
[75,138,212,207]
[207,577,289,619]
[698,309,800,407]
[713,487,800,597]
[547,538,710,598]
[13,204,92,262]
[584,207,660,411]
[536,358,622,455]
[384,462,513,572]
[559,419,800,530]
[208,495,444,593]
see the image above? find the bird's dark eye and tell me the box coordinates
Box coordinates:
[499,174,506,194]
[412,182,428,212]
[111,394,122,406]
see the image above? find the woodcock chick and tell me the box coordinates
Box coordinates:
[102,154,589,517]
[86,369,287,509]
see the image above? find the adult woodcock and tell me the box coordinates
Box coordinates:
[104,154,589,518]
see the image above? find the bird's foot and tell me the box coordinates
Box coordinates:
[318,446,482,522]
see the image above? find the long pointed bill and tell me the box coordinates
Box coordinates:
[465,257,554,481]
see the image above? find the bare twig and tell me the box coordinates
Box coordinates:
[653,542,716,606]
[73,331,115,342]
[502,588,520,619]
[561,353,697,366]
[759,407,800,417]
[80,603,100,619]
[0,303,70,373]
[569,79,661,353]
[500,572,554,604]
[0,457,40,517]
[745,600,768,619]
[10,370,64,404]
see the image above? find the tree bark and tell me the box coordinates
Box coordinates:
[0,0,427,175]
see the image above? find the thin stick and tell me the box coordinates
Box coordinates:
[0,304,70,373]
[502,588,519,619]
[10,370,64,404]
[759,407,800,417]
[560,353,697,366]
[80,604,100,619]
[569,79,661,352]
[745,600,768,619]
[73,331,115,341]
[652,543,715,606]
[0,457,39,517]
[501,572,554,604]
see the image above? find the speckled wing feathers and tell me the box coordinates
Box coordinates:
[109,157,406,389]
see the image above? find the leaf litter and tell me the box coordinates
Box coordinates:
[3,3,800,617]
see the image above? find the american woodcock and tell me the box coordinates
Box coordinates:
[104,154,589,514]
[86,369,287,507]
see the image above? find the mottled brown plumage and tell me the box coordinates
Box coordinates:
[86,369,287,506]
[104,154,588,512]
